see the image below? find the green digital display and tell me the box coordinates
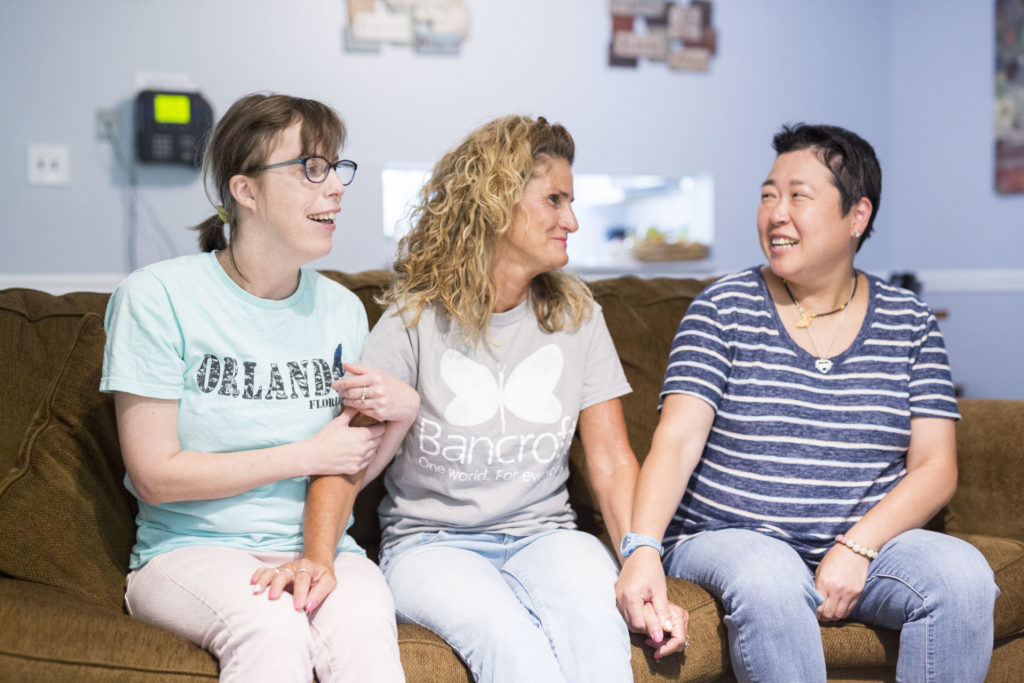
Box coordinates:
[153,94,191,124]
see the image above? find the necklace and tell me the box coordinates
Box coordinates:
[782,273,858,329]
[804,301,850,373]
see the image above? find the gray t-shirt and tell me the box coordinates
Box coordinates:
[360,297,631,550]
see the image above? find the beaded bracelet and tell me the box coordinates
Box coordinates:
[835,534,879,560]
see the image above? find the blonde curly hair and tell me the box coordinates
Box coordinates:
[383,115,593,342]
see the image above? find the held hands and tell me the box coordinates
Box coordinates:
[814,543,870,621]
[615,548,690,659]
[332,363,419,425]
[308,405,385,475]
[251,557,336,613]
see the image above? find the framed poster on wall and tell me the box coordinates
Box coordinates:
[996,0,1024,193]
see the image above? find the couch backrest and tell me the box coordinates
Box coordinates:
[317,271,713,553]
[0,288,113,469]
[3,274,1019,607]
[0,288,133,609]
[943,398,1024,541]
[0,273,709,567]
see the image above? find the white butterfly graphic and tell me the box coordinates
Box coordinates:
[440,344,563,432]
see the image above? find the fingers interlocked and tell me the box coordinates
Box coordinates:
[632,600,690,660]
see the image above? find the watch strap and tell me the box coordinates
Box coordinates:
[620,532,664,558]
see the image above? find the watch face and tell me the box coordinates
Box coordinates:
[620,533,634,554]
[621,533,660,557]
[621,533,641,556]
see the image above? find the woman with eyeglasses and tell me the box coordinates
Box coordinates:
[101,93,413,682]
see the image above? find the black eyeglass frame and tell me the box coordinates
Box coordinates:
[259,156,358,185]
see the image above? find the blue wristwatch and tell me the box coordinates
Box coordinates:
[620,532,664,558]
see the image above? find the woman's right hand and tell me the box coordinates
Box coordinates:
[615,549,690,658]
[251,557,337,613]
[307,405,386,475]
[332,363,420,426]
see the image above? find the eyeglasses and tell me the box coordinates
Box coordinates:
[260,156,358,185]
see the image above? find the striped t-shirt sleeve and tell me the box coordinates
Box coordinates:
[909,310,961,419]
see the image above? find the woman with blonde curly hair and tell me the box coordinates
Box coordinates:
[354,115,687,682]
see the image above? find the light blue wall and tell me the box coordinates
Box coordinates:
[0,0,891,275]
[887,1,1024,399]
[1,0,1020,398]
[889,0,1024,270]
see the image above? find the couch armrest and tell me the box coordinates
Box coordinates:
[940,399,1024,541]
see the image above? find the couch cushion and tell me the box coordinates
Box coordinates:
[319,269,392,328]
[952,533,1024,639]
[0,577,217,681]
[396,624,474,683]
[318,270,393,557]
[588,276,712,462]
[944,399,1024,541]
[0,288,111,480]
[988,634,1024,683]
[0,313,135,610]
[568,276,711,537]
[662,576,902,680]
[392,582,733,683]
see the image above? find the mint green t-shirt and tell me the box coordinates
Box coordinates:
[101,253,367,569]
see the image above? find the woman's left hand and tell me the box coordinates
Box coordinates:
[813,544,870,621]
[332,363,419,425]
[251,558,337,613]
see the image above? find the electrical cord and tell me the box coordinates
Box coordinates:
[101,117,180,271]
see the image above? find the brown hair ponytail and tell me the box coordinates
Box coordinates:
[192,214,228,253]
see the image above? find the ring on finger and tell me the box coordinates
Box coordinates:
[273,568,281,574]
[296,568,311,575]
[360,386,367,403]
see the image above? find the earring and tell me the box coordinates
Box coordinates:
[854,231,862,238]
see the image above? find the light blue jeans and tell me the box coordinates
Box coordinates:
[663,528,997,683]
[379,529,633,683]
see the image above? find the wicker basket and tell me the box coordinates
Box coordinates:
[631,240,710,262]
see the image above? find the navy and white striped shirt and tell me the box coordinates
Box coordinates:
[661,268,959,563]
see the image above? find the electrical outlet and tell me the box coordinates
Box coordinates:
[27,144,71,186]
[96,108,116,141]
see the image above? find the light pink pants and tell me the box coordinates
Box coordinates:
[125,545,404,683]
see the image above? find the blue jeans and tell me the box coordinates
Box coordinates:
[379,529,632,683]
[663,528,997,683]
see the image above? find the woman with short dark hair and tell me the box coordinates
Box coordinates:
[616,122,998,681]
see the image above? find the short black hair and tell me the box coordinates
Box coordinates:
[772,123,881,252]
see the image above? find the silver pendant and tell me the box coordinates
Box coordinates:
[815,358,833,373]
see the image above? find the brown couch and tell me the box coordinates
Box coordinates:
[1,270,1021,682]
